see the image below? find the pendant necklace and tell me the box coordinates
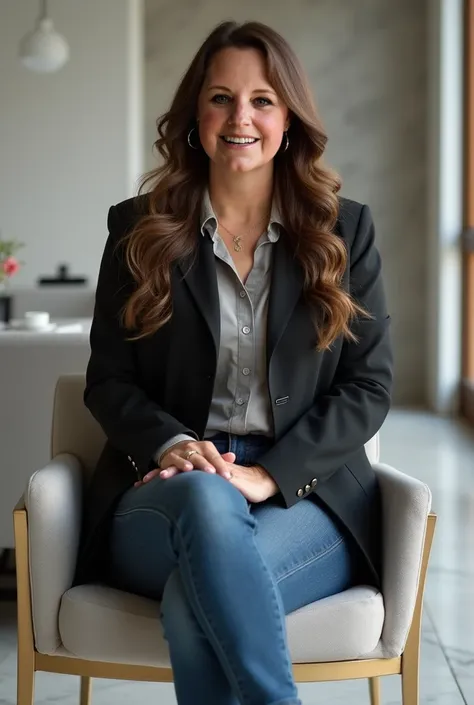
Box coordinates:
[219,217,269,253]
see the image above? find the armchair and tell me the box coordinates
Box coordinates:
[13,374,435,705]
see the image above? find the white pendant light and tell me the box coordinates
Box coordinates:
[19,0,69,74]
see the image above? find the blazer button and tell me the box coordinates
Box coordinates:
[311,478,318,488]
[297,488,304,497]
[127,455,132,462]
[304,484,311,493]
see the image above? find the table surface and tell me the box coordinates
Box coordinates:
[0,317,92,342]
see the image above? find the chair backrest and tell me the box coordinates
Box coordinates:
[51,374,380,479]
[51,374,106,480]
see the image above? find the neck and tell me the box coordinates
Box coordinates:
[208,166,274,226]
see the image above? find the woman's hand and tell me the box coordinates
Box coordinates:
[228,463,280,503]
[133,440,236,488]
[142,455,279,504]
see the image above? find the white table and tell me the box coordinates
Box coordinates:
[0,318,92,547]
[0,317,91,341]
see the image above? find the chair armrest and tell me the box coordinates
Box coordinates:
[25,453,83,654]
[372,462,432,658]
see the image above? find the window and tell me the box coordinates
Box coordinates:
[462,0,474,424]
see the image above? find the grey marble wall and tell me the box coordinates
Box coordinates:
[144,0,429,406]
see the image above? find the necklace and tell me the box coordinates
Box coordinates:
[219,217,269,253]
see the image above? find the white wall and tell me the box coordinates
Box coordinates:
[0,0,144,288]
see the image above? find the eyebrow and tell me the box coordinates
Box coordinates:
[207,85,277,96]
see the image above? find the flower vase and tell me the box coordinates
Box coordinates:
[0,282,12,324]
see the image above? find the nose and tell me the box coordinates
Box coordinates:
[228,100,251,126]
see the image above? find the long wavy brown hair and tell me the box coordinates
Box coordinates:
[122,20,369,350]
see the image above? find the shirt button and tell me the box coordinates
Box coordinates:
[242,326,251,335]
[239,290,246,298]
[237,398,246,406]
[242,367,251,376]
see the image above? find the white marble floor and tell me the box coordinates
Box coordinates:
[0,409,473,705]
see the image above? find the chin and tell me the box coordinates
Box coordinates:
[224,157,264,172]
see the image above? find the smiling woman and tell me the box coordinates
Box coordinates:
[122,21,369,350]
[79,19,393,705]
[196,47,290,175]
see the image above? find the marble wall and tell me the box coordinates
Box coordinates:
[144,0,429,406]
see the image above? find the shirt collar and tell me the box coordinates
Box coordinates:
[200,189,282,243]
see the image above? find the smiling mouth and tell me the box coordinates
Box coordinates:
[220,136,260,145]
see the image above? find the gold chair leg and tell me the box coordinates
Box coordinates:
[80,676,92,705]
[17,654,35,705]
[369,676,381,705]
[400,514,436,705]
[401,654,419,705]
[14,503,35,705]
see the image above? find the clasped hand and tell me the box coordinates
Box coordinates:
[134,440,279,504]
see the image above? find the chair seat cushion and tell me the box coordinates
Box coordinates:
[58,583,384,665]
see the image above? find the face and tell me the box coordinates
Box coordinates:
[196,47,289,175]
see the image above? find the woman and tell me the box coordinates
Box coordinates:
[77,20,393,705]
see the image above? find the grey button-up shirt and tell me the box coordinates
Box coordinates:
[154,190,282,465]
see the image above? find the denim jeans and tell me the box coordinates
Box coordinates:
[108,433,359,705]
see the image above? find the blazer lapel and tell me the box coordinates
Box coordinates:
[177,234,220,360]
[267,236,305,364]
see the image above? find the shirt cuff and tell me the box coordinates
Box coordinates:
[153,434,197,467]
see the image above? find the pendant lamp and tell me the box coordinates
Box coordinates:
[19,0,69,74]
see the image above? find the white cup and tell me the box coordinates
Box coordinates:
[24,311,50,330]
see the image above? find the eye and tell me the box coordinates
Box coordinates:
[254,97,272,107]
[211,94,231,104]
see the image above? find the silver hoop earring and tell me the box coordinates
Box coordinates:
[187,127,199,150]
[282,131,289,152]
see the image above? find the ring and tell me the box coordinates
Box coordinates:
[184,449,200,460]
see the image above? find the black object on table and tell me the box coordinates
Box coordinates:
[0,294,12,324]
[38,263,87,286]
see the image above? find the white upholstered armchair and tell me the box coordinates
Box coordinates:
[13,374,435,705]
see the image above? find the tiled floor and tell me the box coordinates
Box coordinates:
[0,409,473,704]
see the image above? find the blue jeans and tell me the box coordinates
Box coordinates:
[108,433,359,705]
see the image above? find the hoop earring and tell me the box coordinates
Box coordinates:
[282,131,289,152]
[187,127,199,150]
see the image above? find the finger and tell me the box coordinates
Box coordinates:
[206,451,235,478]
[191,443,231,475]
[183,452,218,474]
[220,452,236,479]
[142,468,162,483]
[166,453,199,472]
[159,466,179,479]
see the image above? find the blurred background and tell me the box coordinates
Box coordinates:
[0,2,473,704]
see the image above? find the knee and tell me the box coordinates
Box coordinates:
[162,470,248,522]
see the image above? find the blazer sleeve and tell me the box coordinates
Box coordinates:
[257,204,393,508]
[84,204,198,476]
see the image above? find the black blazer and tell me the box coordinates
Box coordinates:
[75,195,393,587]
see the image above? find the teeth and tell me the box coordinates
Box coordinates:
[222,136,257,144]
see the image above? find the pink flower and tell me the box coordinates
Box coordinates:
[2,256,20,277]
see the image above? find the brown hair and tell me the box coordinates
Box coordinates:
[122,20,368,350]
